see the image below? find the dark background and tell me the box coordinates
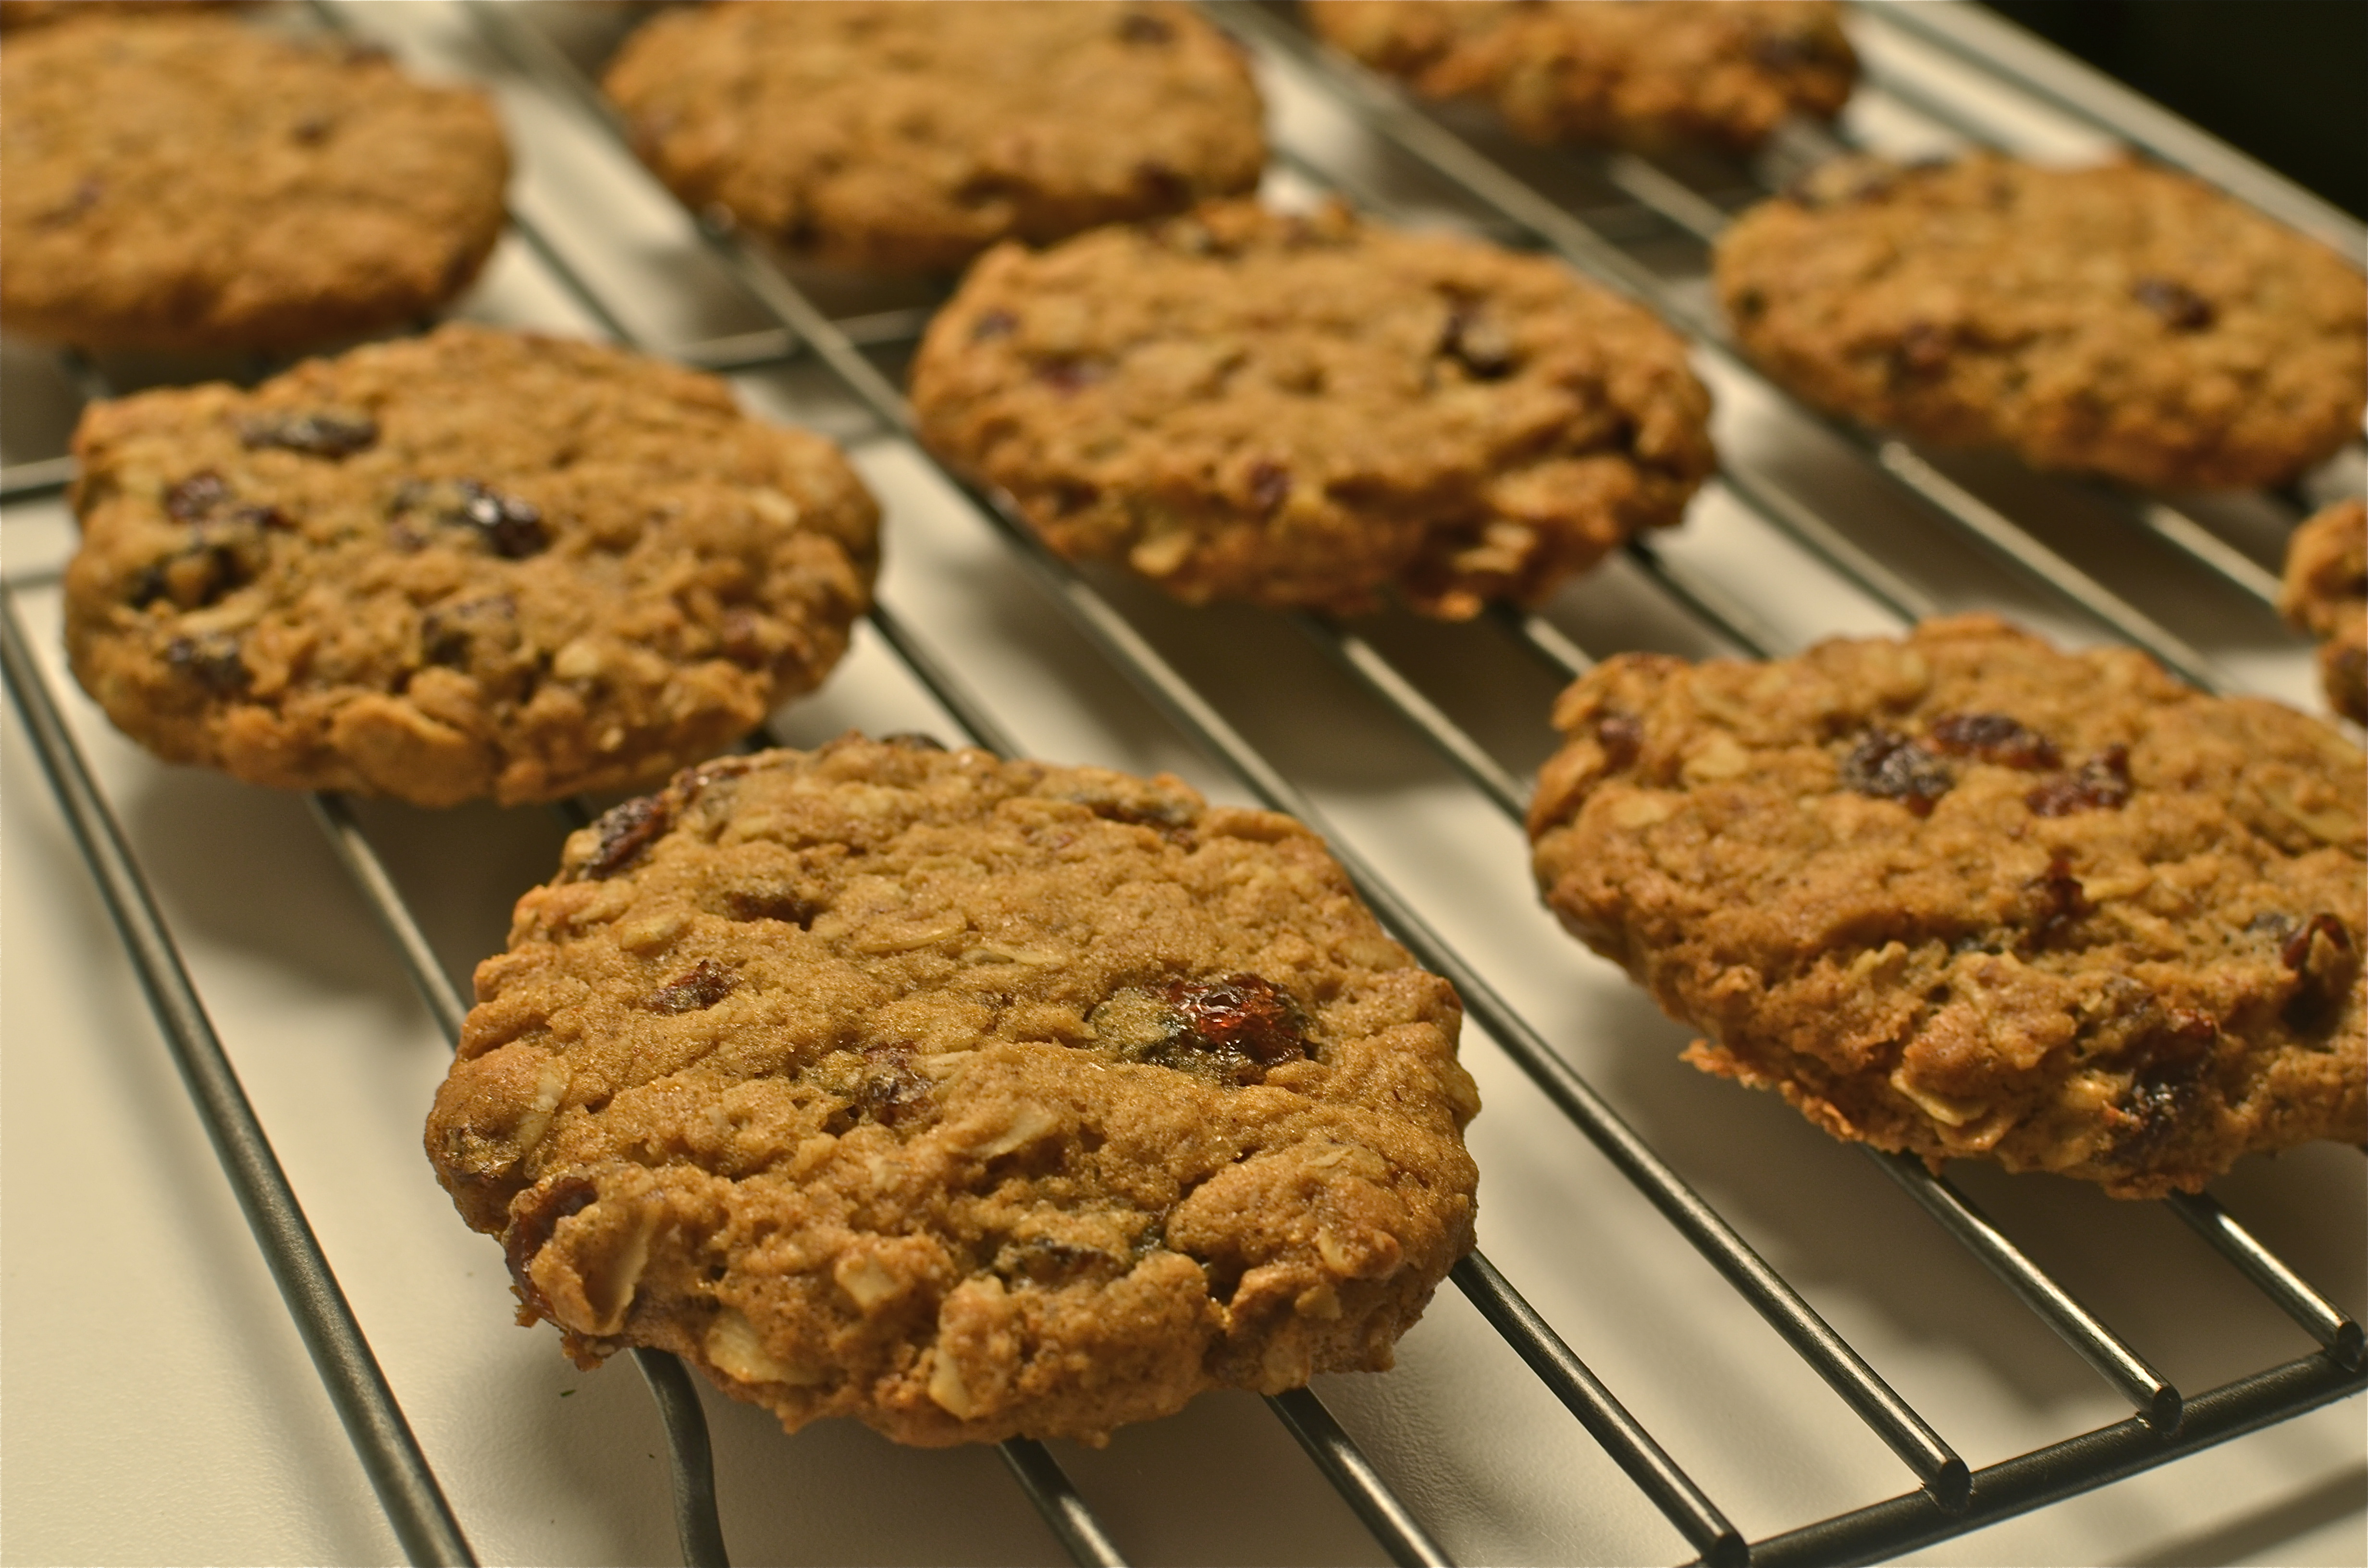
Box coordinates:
[1981,0,2367,218]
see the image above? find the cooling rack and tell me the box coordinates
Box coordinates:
[2,3,2362,1565]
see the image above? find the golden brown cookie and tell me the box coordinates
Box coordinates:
[0,13,509,349]
[2282,499,2368,726]
[425,734,1480,1446]
[910,199,1713,618]
[1527,615,2365,1198]
[602,1,1266,273]
[64,325,879,807]
[0,0,237,28]
[1306,0,1855,151]
[1713,155,2368,490]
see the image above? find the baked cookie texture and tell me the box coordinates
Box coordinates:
[1305,0,1855,152]
[1527,616,2365,1198]
[2282,499,2368,726]
[0,14,509,349]
[0,0,237,28]
[911,200,1713,618]
[65,325,878,808]
[425,735,1480,1446]
[1713,155,2368,490]
[602,1,1266,273]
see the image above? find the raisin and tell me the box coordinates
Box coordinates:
[292,114,332,146]
[1893,321,1953,377]
[1117,11,1173,44]
[721,888,821,928]
[855,1045,932,1127]
[239,411,379,458]
[2019,854,2091,952]
[1926,712,2061,770]
[164,471,233,522]
[583,794,669,879]
[455,480,548,559]
[971,309,1018,342]
[1036,360,1104,394]
[1753,32,1820,70]
[670,754,759,806]
[1247,461,1291,513]
[504,1175,598,1320]
[164,633,247,695]
[1161,973,1309,1069]
[2280,912,2353,971]
[1840,728,1951,814]
[1134,159,1188,205]
[2114,1056,2204,1166]
[646,959,739,1015]
[125,564,169,609]
[996,1237,1113,1287]
[1049,480,1099,515]
[1596,711,1643,770]
[2132,276,2215,332]
[418,595,515,668]
[2026,746,2131,816]
[37,176,102,227]
[2281,913,2356,1032]
[1731,287,1767,321]
[1439,307,1516,380]
[881,731,948,752]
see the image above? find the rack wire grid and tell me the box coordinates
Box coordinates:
[2,3,2362,1565]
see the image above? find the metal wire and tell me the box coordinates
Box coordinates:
[1221,1,2259,697]
[463,0,2014,1523]
[0,594,477,1568]
[4,1,2356,1563]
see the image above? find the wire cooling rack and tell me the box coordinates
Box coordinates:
[2,3,2362,1565]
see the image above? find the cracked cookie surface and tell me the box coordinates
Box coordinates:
[1713,155,2368,490]
[911,199,1713,618]
[1306,0,1854,151]
[2282,499,2368,726]
[602,1,1265,273]
[65,324,878,807]
[0,13,508,348]
[1527,615,2365,1197]
[426,734,1479,1446]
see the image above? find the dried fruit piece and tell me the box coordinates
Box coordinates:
[164,471,233,521]
[2132,276,2215,332]
[164,632,247,694]
[2026,746,2132,817]
[854,1045,932,1127]
[1926,711,2060,770]
[1161,972,1309,1069]
[1840,728,1951,815]
[504,1174,598,1319]
[2020,854,2091,951]
[1116,11,1172,45]
[1594,712,1644,770]
[583,795,669,880]
[1439,307,1516,380]
[647,959,739,1015]
[239,411,380,458]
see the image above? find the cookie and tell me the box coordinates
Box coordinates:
[1305,0,1855,152]
[1527,614,2366,1199]
[910,200,1714,618]
[601,1,1266,274]
[424,734,1480,1446]
[0,14,508,349]
[1713,155,2368,490]
[2283,498,2368,726]
[0,1,237,28]
[64,325,879,808]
